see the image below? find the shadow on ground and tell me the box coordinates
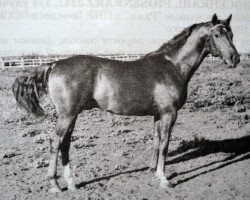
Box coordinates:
[167,135,250,185]
[76,135,250,189]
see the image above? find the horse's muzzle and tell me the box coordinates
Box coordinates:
[229,53,240,68]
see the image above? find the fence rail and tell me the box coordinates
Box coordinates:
[0,54,141,68]
[0,54,249,68]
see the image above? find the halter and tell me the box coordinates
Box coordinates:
[209,24,226,57]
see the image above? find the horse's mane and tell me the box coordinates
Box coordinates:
[145,22,210,57]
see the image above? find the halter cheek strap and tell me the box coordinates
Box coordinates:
[209,35,220,56]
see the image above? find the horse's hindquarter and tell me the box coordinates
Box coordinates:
[48,56,99,115]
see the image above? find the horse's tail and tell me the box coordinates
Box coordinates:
[12,63,56,117]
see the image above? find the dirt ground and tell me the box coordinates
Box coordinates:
[0,59,249,200]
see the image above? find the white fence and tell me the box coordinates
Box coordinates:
[0,54,141,68]
[0,57,66,68]
[205,54,250,61]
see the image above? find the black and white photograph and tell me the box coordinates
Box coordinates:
[0,0,249,199]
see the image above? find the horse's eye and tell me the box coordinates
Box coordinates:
[215,34,219,38]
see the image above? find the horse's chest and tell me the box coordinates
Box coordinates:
[153,83,184,110]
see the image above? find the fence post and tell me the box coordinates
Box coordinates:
[39,57,42,65]
[0,57,3,68]
[20,57,24,67]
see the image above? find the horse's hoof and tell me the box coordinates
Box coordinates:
[160,181,174,189]
[48,186,62,193]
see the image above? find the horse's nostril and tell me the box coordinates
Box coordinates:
[230,55,234,61]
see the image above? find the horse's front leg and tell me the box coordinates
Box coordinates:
[150,116,161,171]
[155,108,177,189]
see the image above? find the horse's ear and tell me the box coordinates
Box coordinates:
[212,14,218,25]
[227,14,232,25]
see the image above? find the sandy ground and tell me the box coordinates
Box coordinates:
[0,59,249,200]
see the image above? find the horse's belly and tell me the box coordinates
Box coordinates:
[94,87,153,115]
[93,74,153,115]
[97,97,153,115]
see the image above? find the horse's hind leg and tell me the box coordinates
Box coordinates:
[47,115,77,193]
[47,67,95,192]
[60,117,77,191]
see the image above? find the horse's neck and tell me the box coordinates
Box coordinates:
[165,28,209,84]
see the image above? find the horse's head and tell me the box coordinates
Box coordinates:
[208,14,240,68]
